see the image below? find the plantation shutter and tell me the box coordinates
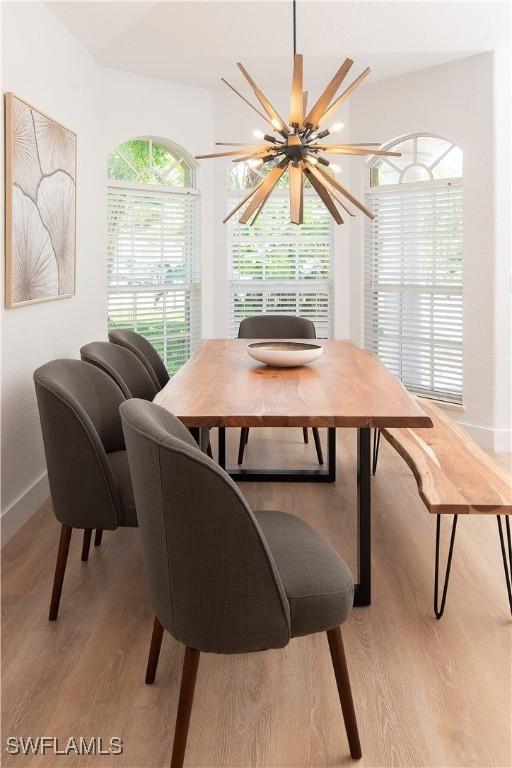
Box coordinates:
[364,180,463,403]
[107,184,200,374]
[228,193,333,338]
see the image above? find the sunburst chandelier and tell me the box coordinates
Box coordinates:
[196,0,400,226]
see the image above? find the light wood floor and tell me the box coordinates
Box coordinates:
[2,429,511,768]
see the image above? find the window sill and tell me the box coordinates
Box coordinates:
[415,395,466,413]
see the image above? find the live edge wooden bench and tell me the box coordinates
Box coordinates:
[376,398,512,618]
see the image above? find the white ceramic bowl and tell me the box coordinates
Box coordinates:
[246,341,323,368]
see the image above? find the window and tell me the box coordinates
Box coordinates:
[228,164,333,338]
[364,134,463,403]
[107,138,200,374]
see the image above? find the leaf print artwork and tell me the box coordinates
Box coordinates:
[38,172,76,294]
[5,93,76,307]
[12,98,41,200]
[12,186,58,304]
[34,111,75,177]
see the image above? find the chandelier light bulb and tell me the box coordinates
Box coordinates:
[253,129,265,139]
[331,163,341,173]
[330,122,344,133]
[271,118,283,130]
[308,156,318,165]
[248,158,263,169]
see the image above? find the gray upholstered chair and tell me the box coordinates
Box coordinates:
[238,314,324,465]
[120,398,361,767]
[108,329,169,390]
[239,314,316,339]
[34,360,137,621]
[80,341,159,401]
[83,340,212,457]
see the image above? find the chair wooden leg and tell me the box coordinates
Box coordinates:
[327,627,362,759]
[145,617,164,684]
[170,647,200,768]
[94,529,103,547]
[81,528,92,561]
[303,427,309,443]
[313,427,324,465]
[49,524,72,621]
[237,427,249,465]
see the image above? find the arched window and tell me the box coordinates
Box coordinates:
[370,134,463,186]
[107,137,200,373]
[365,134,463,403]
[227,162,333,338]
[108,137,195,187]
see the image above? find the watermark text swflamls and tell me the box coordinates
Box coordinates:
[5,736,123,756]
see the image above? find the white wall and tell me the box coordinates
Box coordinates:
[348,53,511,450]
[491,48,512,451]
[1,1,104,542]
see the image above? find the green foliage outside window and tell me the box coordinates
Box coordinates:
[108,138,193,187]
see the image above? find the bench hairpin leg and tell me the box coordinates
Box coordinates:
[434,514,458,619]
[372,428,381,476]
[497,516,512,615]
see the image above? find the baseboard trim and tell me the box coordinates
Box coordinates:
[454,420,512,452]
[490,428,512,453]
[1,472,49,546]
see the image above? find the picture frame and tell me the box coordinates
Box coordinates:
[4,92,76,308]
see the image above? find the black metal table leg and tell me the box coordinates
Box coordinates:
[218,427,226,469]
[497,515,512,615]
[221,427,336,483]
[327,427,336,482]
[354,427,371,607]
[434,514,458,619]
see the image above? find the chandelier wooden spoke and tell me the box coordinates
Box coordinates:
[196,2,400,225]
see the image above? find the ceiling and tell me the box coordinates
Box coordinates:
[46,1,510,90]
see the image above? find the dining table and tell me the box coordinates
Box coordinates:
[154,338,432,606]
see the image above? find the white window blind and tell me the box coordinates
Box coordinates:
[228,192,333,338]
[107,184,200,373]
[364,180,463,403]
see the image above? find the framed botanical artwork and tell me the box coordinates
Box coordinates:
[5,93,76,308]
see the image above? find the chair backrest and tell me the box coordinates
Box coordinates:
[34,359,126,530]
[238,315,316,339]
[108,329,169,390]
[80,341,159,401]
[120,398,291,654]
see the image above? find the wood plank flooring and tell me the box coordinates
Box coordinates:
[2,428,511,767]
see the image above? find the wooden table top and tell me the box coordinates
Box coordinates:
[154,339,432,429]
